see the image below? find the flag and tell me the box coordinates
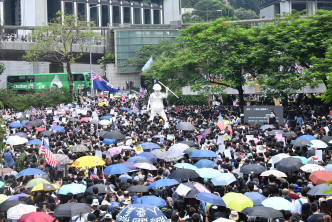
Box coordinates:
[31,106,37,114]
[284,121,288,129]
[91,72,118,92]
[197,135,203,144]
[40,139,57,168]
[141,57,153,72]
[217,114,225,131]
[226,0,229,6]
[202,128,211,137]
[133,102,141,112]
[139,87,143,98]
[122,93,126,102]
[227,122,233,138]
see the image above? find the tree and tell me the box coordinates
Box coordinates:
[97,51,115,76]
[228,0,260,14]
[0,62,5,75]
[234,8,257,20]
[23,12,97,98]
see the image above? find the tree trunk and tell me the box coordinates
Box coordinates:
[66,61,74,100]
[237,85,244,113]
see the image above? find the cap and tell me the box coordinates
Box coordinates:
[92,199,99,206]
[109,194,116,199]
[104,214,112,219]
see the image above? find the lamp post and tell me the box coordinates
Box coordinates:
[89,4,100,96]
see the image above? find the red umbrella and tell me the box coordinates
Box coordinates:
[35,127,46,132]
[309,171,332,185]
[18,212,54,222]
[79,117,90,123]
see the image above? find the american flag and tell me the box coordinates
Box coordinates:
[217,114,225,131]
[227,122,233,138]
[139,87,143,98]
[133,102,140,112]
[284,121,288,129]
[122,93,126,102]
[40,139,57,168]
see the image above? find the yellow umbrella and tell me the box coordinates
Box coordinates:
[98,102,106,106]
[71,156,105,168]
[114,95,121,98]
[31,183,60,192]
[222,192,253,212]
[27,178,50,187]
[0,194,8,203]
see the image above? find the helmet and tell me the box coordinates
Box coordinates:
[153,84,162,91]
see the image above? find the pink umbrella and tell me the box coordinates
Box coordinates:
[194,182,211,193]
[108,147,123,157]
[119,146,132,150]
[79,117,90,123]
[0,168,15,175]
[36,127,46,132]
[133,163,157,171]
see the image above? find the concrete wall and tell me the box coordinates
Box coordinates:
[260,4,276,19]
[105,64,140,88]
[163,0,181,24]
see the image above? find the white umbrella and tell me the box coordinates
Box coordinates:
[6,136,28,145]
[7,203,37,219]
[300,164,325,173]
[260,170,287,178]
[99,120,111,126]
[213,218,235,222]
[310,140,328,149]
[268,153,289,164]
[168,143,190,155]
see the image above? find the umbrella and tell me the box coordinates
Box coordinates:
[6,193,30,201]
[108,147,123,157]
[262,197,295,211]
[222,192,254,212]
[133,196,166,207]
[0,182,3,188]
[119,107,130,111]
[195,193,226,206]
[300,164,325,173]
[127,156,151,164]
[213,218,235,222]
[168,169,199,182]
[7,203,37,220]
[16,168,45,177]
[26,139,42,145]
[184,148,199,156]
[71,144,89,153]
[325,164,332,172]
[242,206,283,219]
[260,170,287,178]
[178,182,210,198]
[116,204,167,222]
[18,212,54,222]
[240,164,266,175]
[69,117,79,122]
[211,173,237,186]
[0,195,8,203]
[127,185,149,193]
[296,135,317,141]
[0,200,25,212]
[104,164,131,175]
[151,150,169,159]
[98,102,107,106]
[176,122,195,131]
[282,131,297,139]
[27,178,50,187]
[307,183,332,195]
[58,184,87,195]
[190,150,219,158]
[259,125,275,130]
[275,157,304,172]
[266,130,283,136]
[292,139,312,147]
[310,140,328,149]
[9,122,22,128]
[0,168,15,175]
[128,110,139,114]
[309,171,332,185]
[99,120,111,125]
[196,168,222,179]
[53,154,70,164]
[79,117,90,123]
[139,142,161,150]
[164,154,184,162]
[39,131,53,137]
[26,120,43,127]
[90,119,99,125]
[168,144,190,155]
[244,192,267,206]
[321,136,332,144]
[292,156,309,164]
[195,159,216,168]
[133,163,157,171]
[71,156,105,167]
[120,162,137,170]
[13,132,28,138]
[50,125,65,133]
[103,131,125,140]
[148,179,179,189]
[86,184,107,194]
[178,141,196,147]
[53,203,91,217]
[101,115,112,120]
[31,183,60,192]
[137,152,157,163]
[174,163,198,171]
[103,139,116,145]
[6,136,28,145]
[268,153,289,165]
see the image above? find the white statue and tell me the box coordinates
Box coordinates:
[147,83,169,128]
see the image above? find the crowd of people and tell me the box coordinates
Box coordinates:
[1,91,332,222]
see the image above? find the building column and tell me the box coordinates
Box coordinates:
[120,3,124,24]
[87,3,90,22]
[98,3,102,27]
[0,1,3,26]
[131,3,134,24]
[307,1,317,15]
[151,7,154,24]
[110,5,113,26]
[160,7,163,24]
[74,1,78,17]
[141,5,144,24]
[280,0,292,16]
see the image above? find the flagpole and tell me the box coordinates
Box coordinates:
[157,81,179,98]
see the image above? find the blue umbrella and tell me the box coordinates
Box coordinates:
[195,193,226,206]
[139,142,161,150]
[103,139,116,145]
[211,173,237,186]
[119,107,130,111]
[325,164,332,172]
[133,196,166,207]
[116,204,167,221]
[137,152,157,163]
[9,122,22,128]
[244,192,267,206]
[0,182,4,188]
[296,135,317,141]
[194,159,216,168]
[21,120,29,127]
[101,116,111,120]
[26,139,42,145]
[190,150,219,158]
[174,163,198,171]
[127,156,149,163]
[104,164,131,175]
[148,179,179,189]
[50,126,65,133]
[58,184,87,195]
[16,168,45,177]
[128,110,139,114]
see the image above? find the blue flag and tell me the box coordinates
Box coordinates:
[91,72,118,92]
[141,57,153,72]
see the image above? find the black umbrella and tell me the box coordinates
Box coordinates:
[177,141,196,147]
[97,131,108,137]
[307,183,332,196]
[184,148,199,156]
[291,139,312,147]
[26,121,43,127]
[0,200,25,212]
[181,182,200,198]
[259,125,275,130]
[86,184,107,194]
[266,130,283,136]
[275,157,303,172]
[176,122,195,131]
[39,130,54,137]
[17,117,27,122]
[53,202,91,217]
[282,132,297,139]
[71,144,89,153]
[242,206,283,219]
[321,136,332,144]
[102,131,125,140]
[69,118,79,122]
[240,164,266,175]
[168,169,199,182]
[127,185,149,193]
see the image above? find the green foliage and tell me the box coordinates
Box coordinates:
[0,88,72,112]
[0,62,5,75]
[168,92,208,106]
[98,51,115,70]
[234,8,258,20]
[228,0,260,14]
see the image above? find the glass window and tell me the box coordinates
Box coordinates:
[101,5,110,26]
[26,76,34,82]
[74,74,85,81]
[77,3,86,21]
[64,2,73,15]
[47,0,61,23]
[90,4,99,26]
[144,9,151,24]
[153,10,160,24]
[7,76,17,83]
[123,7,131,23]
[134,8,141,24]
[113,6,120,24]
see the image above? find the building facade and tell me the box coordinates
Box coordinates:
[260,0,332,19]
